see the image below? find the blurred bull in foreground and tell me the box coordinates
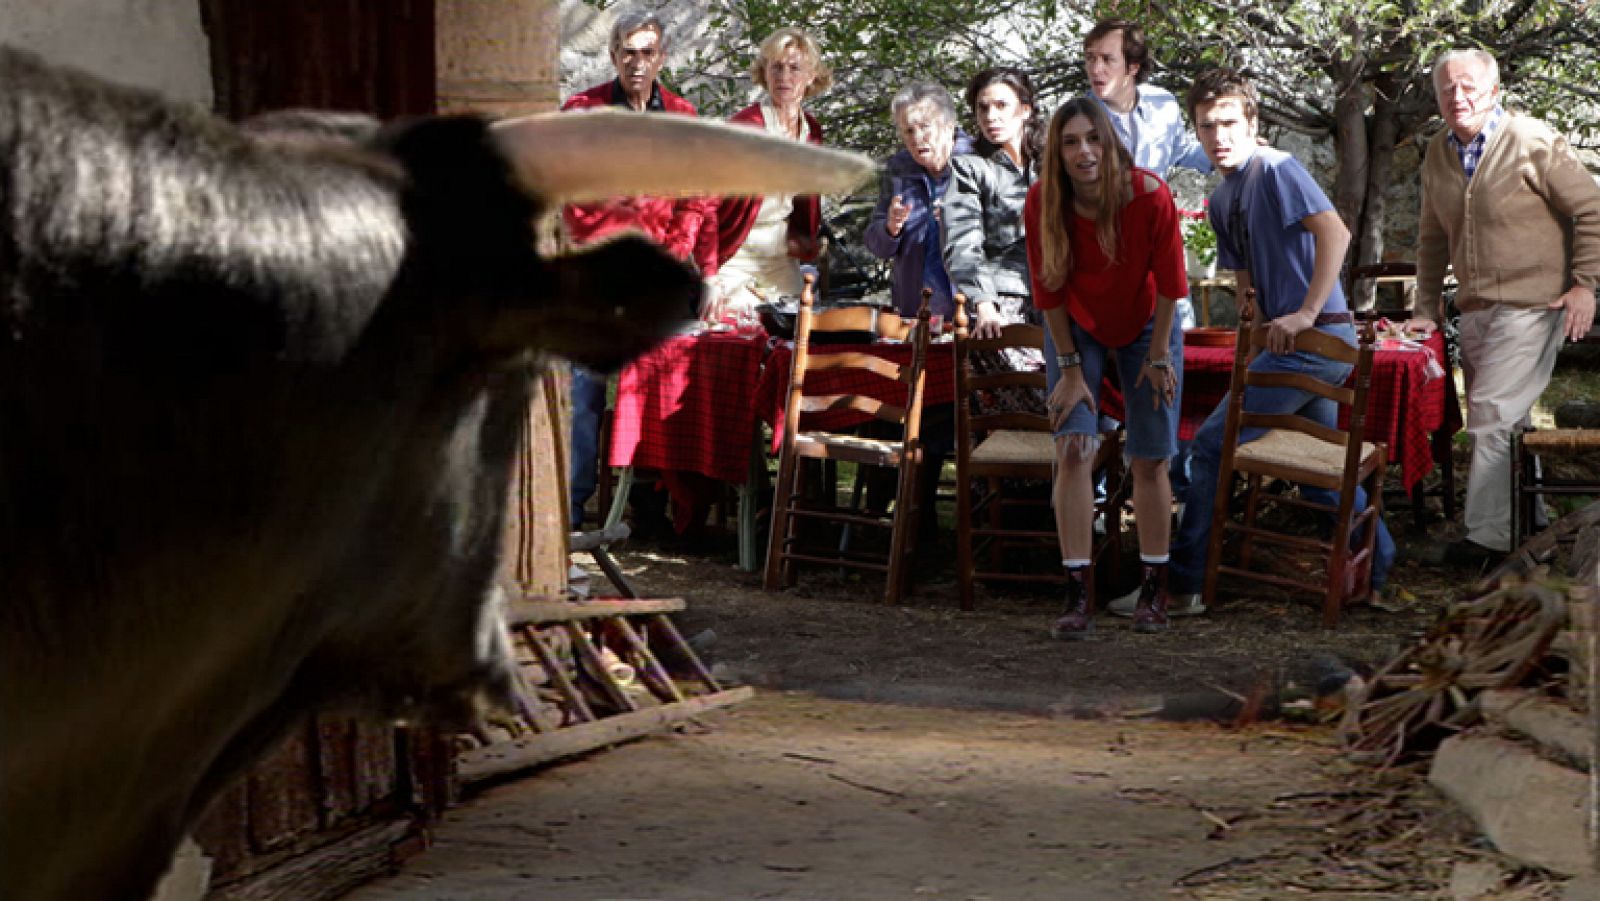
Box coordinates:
[0,47,871,901]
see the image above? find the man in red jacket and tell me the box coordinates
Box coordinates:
[563,11,717,534]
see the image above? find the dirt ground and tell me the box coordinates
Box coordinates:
[343,524,1535,901]
[351,694,1488,900]
[346,354,1599,900]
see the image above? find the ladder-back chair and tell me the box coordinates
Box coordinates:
[952,296,1125,610]
[1203,306,1387,627]
[1512,428,1600,545]
[763,279,931,604]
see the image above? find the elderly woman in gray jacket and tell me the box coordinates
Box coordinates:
[864,81,972,319]
[944,66,1047,414]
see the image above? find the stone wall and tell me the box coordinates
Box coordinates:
[0,0,210,104]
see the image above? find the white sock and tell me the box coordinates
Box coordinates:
[1062,558,1092,570]
[1140,554,1169,565]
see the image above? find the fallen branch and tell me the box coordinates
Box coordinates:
[826,772,906,799]
[1174,851,1299,887]
[781,752,837,765]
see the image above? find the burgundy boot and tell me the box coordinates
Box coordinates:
[1132,562,1171,633]
[1051,566,1095,640]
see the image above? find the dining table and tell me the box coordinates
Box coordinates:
[605,326,1457,572]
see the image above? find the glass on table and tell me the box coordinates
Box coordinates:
[735,306,762,337]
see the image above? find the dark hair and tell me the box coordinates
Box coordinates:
[1184,68,1258,123]
[1084,18,1149,85]
[963,66,1045,166]
[1036,96,1134,290]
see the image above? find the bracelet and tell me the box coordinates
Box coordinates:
[1055,352,1082,369]
[1144,357,1172,370]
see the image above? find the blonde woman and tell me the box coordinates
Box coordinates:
[710,27,833,319]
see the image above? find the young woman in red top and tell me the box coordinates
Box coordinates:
[1023,96,1189,639]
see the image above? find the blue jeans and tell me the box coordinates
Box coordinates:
[1169,325,1395,593]
[1045,319,1183,460]
[568,365,607,531]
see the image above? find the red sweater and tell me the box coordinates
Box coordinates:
[715,103,824,265]
[560,81,719,275]
[1024,169,1187,348]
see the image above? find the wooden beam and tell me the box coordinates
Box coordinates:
[456,687,755,783]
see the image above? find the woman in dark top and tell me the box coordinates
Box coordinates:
[945,67,1048,415]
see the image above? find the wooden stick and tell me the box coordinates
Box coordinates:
[456,687,753,783]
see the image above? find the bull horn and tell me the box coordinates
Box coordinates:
[490,108,875,203]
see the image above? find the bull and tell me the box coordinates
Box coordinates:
[0,47,871,901]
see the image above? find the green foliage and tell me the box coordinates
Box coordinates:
[676,0,1091,157]
[1179,209,1217,266]
[669,0,1600,264]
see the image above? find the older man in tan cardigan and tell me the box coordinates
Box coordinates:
[1407,48,1600,565]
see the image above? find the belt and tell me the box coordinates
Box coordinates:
[1314,311,1354,326]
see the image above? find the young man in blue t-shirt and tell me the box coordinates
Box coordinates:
[1111,69,1395,627]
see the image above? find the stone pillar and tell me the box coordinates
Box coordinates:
[435,0,561,116]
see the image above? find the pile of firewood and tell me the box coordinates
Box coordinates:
[1341,504,1599,880]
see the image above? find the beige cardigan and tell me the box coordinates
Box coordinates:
[1416,112,1600,321]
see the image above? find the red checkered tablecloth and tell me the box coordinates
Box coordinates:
[1101,332,1451,492]
[608,332,770,484]
[612,330,1454,496]
[756,340,959,447]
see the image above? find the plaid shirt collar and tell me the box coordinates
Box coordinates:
[1447,105,1504,181]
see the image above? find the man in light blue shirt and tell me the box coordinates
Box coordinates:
[1085,17,1211,330]
[1084,16,1212,507]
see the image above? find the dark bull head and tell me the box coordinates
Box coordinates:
[0,47,871,901]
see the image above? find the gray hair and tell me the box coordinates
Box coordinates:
[610,10,668,57]
[890,81,957,129]
[1431,48,1499,90]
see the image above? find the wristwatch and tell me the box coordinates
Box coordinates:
[1055,351,1082,369]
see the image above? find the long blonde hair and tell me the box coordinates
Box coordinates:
[1037,97,1133,291]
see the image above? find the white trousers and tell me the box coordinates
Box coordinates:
[1458,305,1566,551]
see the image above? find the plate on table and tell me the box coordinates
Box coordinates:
[1184,327,1237,347]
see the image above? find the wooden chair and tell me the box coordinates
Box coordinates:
[951,296,1126,610]
[1512,428,1600,545]
[763,278,931,604]
[1202,308,1387,627]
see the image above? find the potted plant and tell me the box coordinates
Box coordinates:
[1180,207,1217,280]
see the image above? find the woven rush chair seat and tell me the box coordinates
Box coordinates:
[1233,429,1383,488]
[1522,429,1600,454]
[792,430,913,465]
[970,429,1056,468]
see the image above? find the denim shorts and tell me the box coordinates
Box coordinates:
[1045,319,1184,460]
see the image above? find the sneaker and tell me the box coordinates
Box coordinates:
[1107,586,1207,618]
